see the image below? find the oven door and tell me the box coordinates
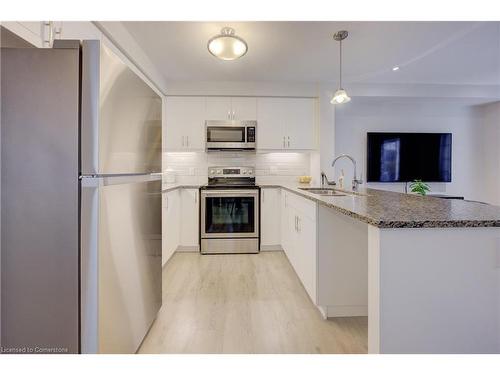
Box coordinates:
[201,189,259,239]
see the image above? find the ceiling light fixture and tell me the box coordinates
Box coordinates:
[207,27,248,61]
[392,66,400,71]
[331,30,351,105]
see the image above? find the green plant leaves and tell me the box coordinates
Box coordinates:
[409,179,430,196]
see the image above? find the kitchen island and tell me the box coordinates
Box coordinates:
[261,184,500,353]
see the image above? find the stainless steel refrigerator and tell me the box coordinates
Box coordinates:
[1,40,162,354]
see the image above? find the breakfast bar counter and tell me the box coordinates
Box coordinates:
[260,184,500,228]
[260,184,500,354]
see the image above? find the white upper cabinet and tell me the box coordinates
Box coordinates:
[231,97,257,120]
[205,97,232,120]
[165,95,314,151]
[206,97,257,121]
[257,97,316,150]
[257,98,287,149]
[286,98,315,150]
[165,96,205,150]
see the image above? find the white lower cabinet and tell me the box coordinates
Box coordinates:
[280,189,317,303]
[162,189,180,266]
[163,187,199,265]
[281,190,292,255]
[180,188,200,249]
[260,188,281,250]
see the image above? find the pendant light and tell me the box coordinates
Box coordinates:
[207,27,248,61]
[331,30,351,104]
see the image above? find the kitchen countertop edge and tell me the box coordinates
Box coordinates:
[259,184,500,229]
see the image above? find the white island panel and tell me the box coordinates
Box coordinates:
[368,226,500,353]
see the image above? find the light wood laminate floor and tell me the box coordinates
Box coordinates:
[138,251,367,354]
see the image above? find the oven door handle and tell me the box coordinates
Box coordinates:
[201,190,259,197]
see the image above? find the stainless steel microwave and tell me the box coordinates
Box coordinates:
[205,120,256,151]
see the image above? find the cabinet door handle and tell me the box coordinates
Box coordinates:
[232,110,235,120]
[227,110,230,120]
[195,191,198,204]
[283,136,285,148]
[287,136,290,148]
[181,136,184,147]
[297,216,301,232]
[166,195,169,210]
[262,189,265,202]
[186,136,189,147]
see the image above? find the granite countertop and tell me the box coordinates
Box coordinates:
[260,184,500,228]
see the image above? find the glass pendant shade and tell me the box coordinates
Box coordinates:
[331,89,351,104]
[331,30,351,105]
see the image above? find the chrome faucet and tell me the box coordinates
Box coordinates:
[320,171,336,188]
[331,154,363,190]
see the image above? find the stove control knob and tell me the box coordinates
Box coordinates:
[248,170,253,174]
[210,170,215,174]
[242,170,247,174]
[217,169,222,174]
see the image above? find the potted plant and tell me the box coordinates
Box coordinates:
[409,179,430,196]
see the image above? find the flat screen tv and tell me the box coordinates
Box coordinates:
[367,132,452,183]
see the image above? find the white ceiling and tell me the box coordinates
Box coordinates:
[122,21,500,86]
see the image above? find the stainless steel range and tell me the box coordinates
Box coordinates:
[200,166,259,254]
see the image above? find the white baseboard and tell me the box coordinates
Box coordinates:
[176,245,200,253]
[260,244,282,251]
[324,305,368,317]
[317,305,328,319]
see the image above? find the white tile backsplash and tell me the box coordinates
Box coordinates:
[163,151,311,185]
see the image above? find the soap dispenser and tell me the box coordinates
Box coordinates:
[338,169,345,189]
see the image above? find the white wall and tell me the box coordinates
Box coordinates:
[477,102,500,205]
[334,97,488,201]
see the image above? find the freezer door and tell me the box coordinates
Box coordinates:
[1,47,80,352]
[80,40,162,175]
[80,176,162,353]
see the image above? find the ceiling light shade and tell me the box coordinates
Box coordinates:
[331,30,351,105]
[207,27,248,61]
[331,89,351,104]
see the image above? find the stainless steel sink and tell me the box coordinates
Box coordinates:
[299,187,368,197]
[299,188,347,197]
